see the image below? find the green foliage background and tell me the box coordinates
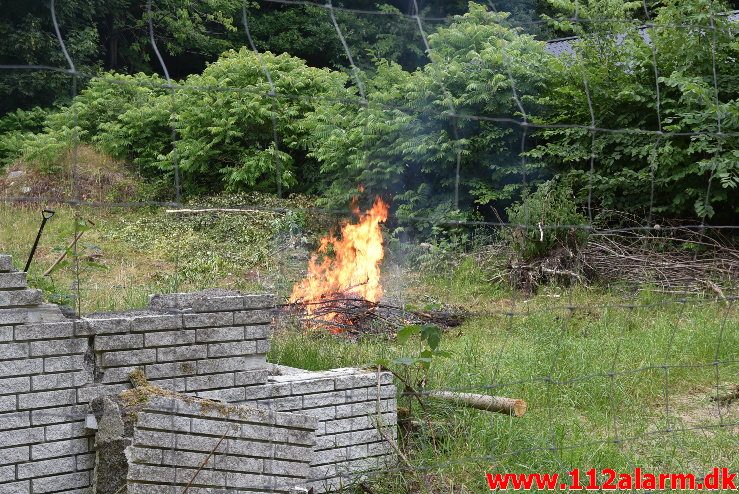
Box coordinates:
[1,0,737,228]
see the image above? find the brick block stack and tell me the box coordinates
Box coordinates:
[0,253,397,493]
[0,254,93,494]
[80,290,274,405]
[246,366,398,493]
[90,391,317,493]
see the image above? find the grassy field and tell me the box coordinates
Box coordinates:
[1,201,736,493]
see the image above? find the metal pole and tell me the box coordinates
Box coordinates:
[24,209,55,272]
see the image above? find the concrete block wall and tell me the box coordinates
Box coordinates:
[0,255,93,494]
[0,253,397,493]
[81,290,274,405]
[91,392,317,493]
[246,366,397,493]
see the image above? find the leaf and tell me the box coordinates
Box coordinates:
[392,357,417,366]
[420,324,442,351]
[396,324,421,345]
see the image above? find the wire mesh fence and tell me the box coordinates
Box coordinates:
[0,0,737,492]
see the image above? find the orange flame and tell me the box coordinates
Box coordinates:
[290,197,389,326]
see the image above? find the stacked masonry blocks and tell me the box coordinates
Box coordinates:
[81,290,273,404]
[248,367,397,493]
[91,393,317,493]
[1,255,92,494]
[0,253,397,493]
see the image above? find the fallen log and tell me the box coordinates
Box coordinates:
[428,390,527,417]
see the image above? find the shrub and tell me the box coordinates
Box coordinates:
[505,179,589,261]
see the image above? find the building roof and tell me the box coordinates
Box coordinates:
[545,10,738,56]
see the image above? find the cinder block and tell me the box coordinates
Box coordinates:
[302,391,351,410]
[14,322,74,341]
[0,272,27,289]
[183,312,233,328]
[31,437,90,460]
[287,377,336,395]
[100,366,138,384]
[196,355,265,375]
[146,361,196,379]
[30,404,88,425]
[185,372,235,391]
[0,289,42,307]
[235,370,269,387]
[211,453,262,473]
[244,325,271,339]
[17,389,77,410]
[129,446,162,465]
[256,340,271,353]
[131,314,181,332]
[0,480,30,494]
[234,310,272,325]
[30,471,89,493]
[31,371,88,391]
[76,452,95,470]
[0,326,12,342]
[160,449,220,469]
[77,384,129,404]
[44,421,87,441]
[0,308,28,325]
[207,340,257,358]
[144,329,195,347]
[0,255,15,272]
[0,445,30,465]
[102,348,156,367]
[172,467,226,486]
[84,317,131,335]
[94,333,143,351]
[156,344,208,362]
[0,426,44,447]
[17,455,77,479]
[0,411,30,430]
[195,387,245,402]
[243,294,275,309]
[147,377,186,392]
[195,326,243,342]
[44,354,84,373]
[0,376,31,395]
[135,411,190,433]
[0,358,42,378]
[0,342,29,359]
[0,394,16,412]
[132,429,175,449]
[29,338,87,357]
[190,296,244,313]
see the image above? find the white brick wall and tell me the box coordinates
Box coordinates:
[0,253,397,493]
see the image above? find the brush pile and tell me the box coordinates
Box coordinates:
[282,297,466,336]
[582,228,738,297]
[507,224,738,296]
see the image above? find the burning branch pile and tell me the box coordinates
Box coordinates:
[289,197,389,332]
[286,297,466,335]
[287,197,466,334]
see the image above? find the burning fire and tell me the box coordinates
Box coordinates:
[290,197,389,328]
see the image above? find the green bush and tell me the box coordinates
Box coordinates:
[505,180,589,261]
[0,107,49,169]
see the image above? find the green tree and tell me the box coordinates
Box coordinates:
[304,3,552,232]
[530,0,738,221]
